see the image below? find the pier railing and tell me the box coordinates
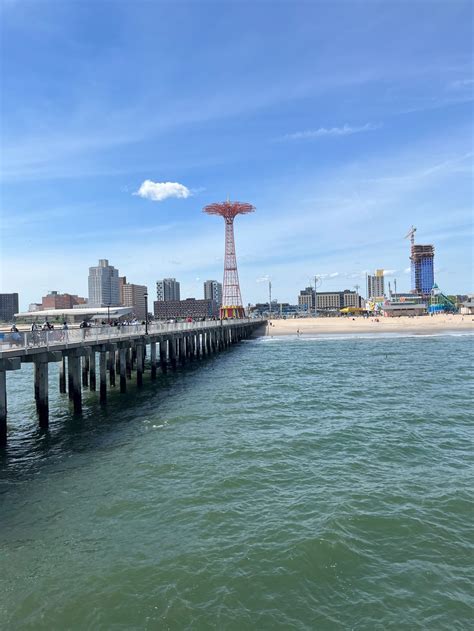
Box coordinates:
[0,318,263,353]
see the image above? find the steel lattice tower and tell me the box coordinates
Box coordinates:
[203,199,255,318]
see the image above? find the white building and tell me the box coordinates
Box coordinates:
[204,280,222,307]
[367,270,385,299]
[156,278,180,302]
[88,259,120,307]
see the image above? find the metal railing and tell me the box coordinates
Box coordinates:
[0,319,264,353]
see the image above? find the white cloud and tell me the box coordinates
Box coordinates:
[383,269,397,276]
[282,123,381,141]
[133,180,191,202]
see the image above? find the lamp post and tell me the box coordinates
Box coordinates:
[313,276,322,317]
[107,304,110,325]
[354,284,360,309]
[144,292,148,334]
[268,280,272,318]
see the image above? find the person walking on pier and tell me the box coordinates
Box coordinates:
[30,321,40,346]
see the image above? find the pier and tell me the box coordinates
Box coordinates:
[0,319,265,445]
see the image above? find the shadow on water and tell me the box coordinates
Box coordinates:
[0,347,234,488]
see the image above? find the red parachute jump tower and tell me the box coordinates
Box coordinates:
[203,199,255,319]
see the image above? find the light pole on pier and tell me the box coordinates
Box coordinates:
[313,276,322,317]
[268,280,272,318]
[354,284,360,309]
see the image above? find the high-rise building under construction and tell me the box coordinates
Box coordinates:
[411,244,434,296]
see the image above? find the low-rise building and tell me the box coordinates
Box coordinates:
[460,298,474,315]
[383,303,427,317]
[41,291,87,310]
[154,298,218,320]
[297,287,363,312]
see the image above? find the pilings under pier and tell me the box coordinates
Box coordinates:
[0,319,265,445]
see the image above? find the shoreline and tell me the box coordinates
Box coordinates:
[264,315,474,337]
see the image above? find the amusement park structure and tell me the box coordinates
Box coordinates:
[203,199,255,318]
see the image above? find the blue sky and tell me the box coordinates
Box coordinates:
[1,0,472,310]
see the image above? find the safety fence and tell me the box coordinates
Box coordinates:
[0,319,264,352]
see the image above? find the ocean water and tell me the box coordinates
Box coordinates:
[0,333,473,630]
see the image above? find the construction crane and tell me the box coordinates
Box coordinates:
[404,225,417,245]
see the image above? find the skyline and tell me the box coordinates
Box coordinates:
[1,1,473,309]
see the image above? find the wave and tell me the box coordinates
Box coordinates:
[256,330,474,343]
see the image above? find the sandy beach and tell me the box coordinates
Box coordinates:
[265,314,474,336]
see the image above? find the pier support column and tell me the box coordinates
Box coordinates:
[195,334,201,358]
[67,356,74,400]
[136,345,144,387]
[89,351,96,391]
[169,337,177,370]
[160,340,168,373]
[178,336,186,364]
[82,354,89,388]
[99,351,107,403]
[59,357,66,393]
[0,371,6,446]
[119,348,127,393]
[109,350,116,387]
[36,360,49,428]
[206,331,212,354]
[69,355,82,413]
[150,342,157,380]
[126,348,132,380]
[34,361,40,409]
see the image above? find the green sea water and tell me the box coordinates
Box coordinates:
[1,333,473,630]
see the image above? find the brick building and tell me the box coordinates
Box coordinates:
[41,291,87,310]
[154,298,218,320]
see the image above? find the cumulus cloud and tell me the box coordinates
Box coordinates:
[134,180,191,202]
[382,269,397,276]
[281,123,381,141]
